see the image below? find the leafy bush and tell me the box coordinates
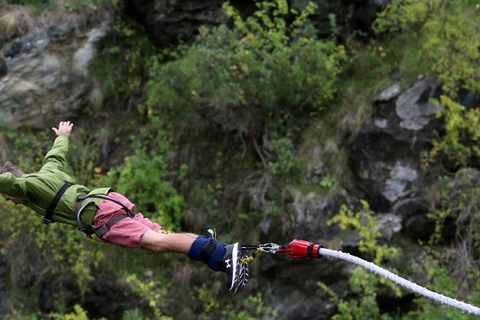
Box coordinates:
[49,304,90,320]
[198,284,276,320]
[427,96,480,168]
[146,0,346,140]
[99,141,185,231]
[374,0,480,95]
[323,201,401,319]
[140,1,348,234]
[404,170,480,319]
[267,137,305,182]
[5,0,51,10]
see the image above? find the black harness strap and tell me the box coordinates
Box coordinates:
[43,181,74,225]
[94,214,130,238]
[77,194,135,217]
[76,194,136,237]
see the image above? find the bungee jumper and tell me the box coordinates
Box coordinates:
[0,121,249,293]
[3,121,480,316]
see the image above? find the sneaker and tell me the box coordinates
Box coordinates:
[221,242,249,293]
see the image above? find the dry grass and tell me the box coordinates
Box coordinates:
[0,5,33,43]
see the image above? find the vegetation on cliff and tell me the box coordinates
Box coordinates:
[0,0,480,319]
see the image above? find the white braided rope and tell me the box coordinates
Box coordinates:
[319,248,480,316]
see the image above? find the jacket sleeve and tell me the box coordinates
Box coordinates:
[40,134,70,172]
[0,172,26,197]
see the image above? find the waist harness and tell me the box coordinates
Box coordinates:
[44,182,136,238]
[75,194,136,238]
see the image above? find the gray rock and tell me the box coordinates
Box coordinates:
[127,0,228,46]
[0,15,112,129]
[374,83,401,102]
[350,76,443,212]
[376,213,402,240]
[396,77,441,130]
[74,18,111,76]
[382,162,418,202]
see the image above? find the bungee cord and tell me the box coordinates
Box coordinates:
[242,239,480,316]
[319,248,480,316]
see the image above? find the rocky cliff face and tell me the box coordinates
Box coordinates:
[350,76,444,240]
[124,0,228,46]
[124,0,383,47]
[0,0,384,129]
[0,11,111,129]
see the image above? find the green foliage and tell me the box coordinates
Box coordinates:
[1,204,105,315]
[223,0,318,52]
[267,137,304,182]
[403,259,480,320]
[89,15,156,100]
[63,0,119,12]
[5,0,52,12]
[400,168,480,319]
[4,204,103,284]
[198,284,276,320]
[319,172,336,189]
[374,0,480,95]
[0,128,51,171]
[324,200,401,319]
[147,1,346,140]
[4,0,118,14]
[124,274,172,319]
[99,145,185,231]
[143,1,347,235]
[49,304,89,320]
[329,201,397,262]
[122,309,146,320]
[427,96,480,168]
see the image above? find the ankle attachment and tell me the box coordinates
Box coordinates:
[187,236,225,271]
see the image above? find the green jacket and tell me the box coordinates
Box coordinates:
[0,134,110,229]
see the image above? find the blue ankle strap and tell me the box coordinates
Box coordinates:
[187,236,225,271]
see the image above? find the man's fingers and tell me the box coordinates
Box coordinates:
[52,121,73,136]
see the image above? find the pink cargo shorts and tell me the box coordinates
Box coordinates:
[91,192,162,248]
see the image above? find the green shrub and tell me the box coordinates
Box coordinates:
[49,304,90,320]
[146,0,346,140]
[323,201,401,319]
[267,137,305,182]
[99,147,185,231]
[374,0,480,95]
[427,96,480,168]
[198,284,276,320]
[5,0,52,12]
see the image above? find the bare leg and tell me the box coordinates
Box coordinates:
[139,229,250,293]
[140,229,199,253]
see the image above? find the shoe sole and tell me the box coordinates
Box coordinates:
[228,243,239,291]
[234,262,249,293]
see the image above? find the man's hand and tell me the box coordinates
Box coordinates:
[52,121,73,136]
